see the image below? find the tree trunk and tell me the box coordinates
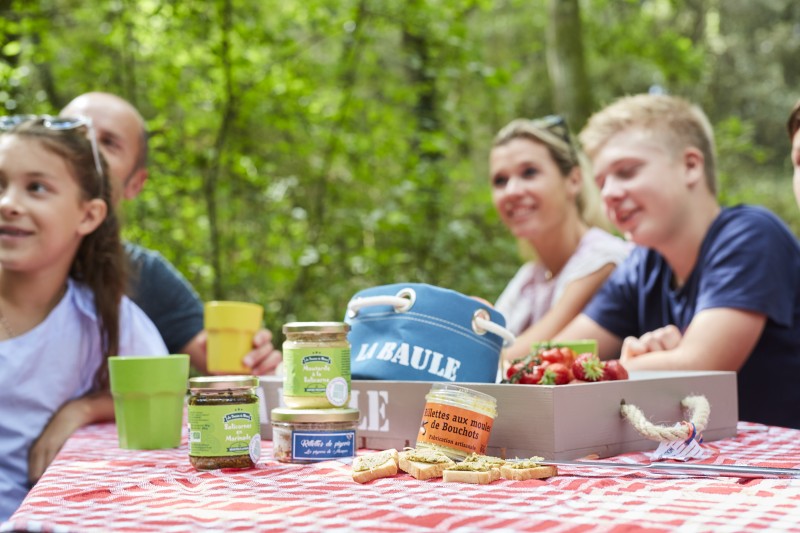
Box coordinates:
[545,0,592,128]
[203,0,236,299]
[402,1,446,280]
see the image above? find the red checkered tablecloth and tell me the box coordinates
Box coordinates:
[4,422,800,532]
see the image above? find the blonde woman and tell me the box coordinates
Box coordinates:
[490,116,630,363]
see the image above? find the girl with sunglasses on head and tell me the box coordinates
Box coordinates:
[490,116,631,364]
[0,116,167,520]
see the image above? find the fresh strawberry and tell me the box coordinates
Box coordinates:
[571,352,605,382]
[540,348,564,365]
[558,347,576,367]
[603,359,629,381]
[540,346,577,367]
[538,362,571,385]
[519,363,545,384]
[506,361,525,380]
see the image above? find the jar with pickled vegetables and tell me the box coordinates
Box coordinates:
[187,376,260,470]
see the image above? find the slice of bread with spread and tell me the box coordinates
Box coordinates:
[462,453,506,468]
[352,449,400,483]
[499,457,558,480]
[442,461,503,484]
[398,448,456,480]
[442,453,506,484]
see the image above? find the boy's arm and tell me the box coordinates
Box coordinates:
[555,313,624,360]
[621,308,766,371]
[28,391,114,484]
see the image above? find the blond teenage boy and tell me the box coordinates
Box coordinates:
[557,94,800,429]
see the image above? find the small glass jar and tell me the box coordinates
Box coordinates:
[415,384,497,460]
[187,376,261,470]
[282,322,351,408]
[271,407,359,463]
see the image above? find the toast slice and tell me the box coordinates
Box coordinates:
[500,457,558,480]
[442,462,502,485]
[398,448,455,480]
[352,449,400,484]
[462,453,506,468]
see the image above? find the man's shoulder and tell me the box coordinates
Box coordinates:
[712,205,798,249]
[125,241,169,267]
[125,241,187,280]
[718,204,790,230]
[124,241,200,300]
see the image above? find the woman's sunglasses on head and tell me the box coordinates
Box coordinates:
[532,114,571,145]
[0,114,104,179]
[531,114,578,161]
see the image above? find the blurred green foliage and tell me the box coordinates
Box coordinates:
[1,0,798,341]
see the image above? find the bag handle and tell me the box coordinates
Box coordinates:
[347,287,516,347]
[620,395,710,442]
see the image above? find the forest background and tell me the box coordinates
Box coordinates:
[1,0,799,341]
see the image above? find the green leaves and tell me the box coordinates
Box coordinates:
[1,0,797,338]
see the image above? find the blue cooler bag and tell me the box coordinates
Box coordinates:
[345,283,514,383]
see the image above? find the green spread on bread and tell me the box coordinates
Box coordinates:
[507,457,546,469]
[353,451,393,472]
[462,453,506,467]
[402,448,452,464]
[444,462,494,472]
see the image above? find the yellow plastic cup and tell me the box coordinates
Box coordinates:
[205,301,263,374]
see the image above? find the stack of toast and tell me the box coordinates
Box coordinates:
[351,448,557,485]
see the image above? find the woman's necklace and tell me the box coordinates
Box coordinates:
[0,305,15,338]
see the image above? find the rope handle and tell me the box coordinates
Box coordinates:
[620,395,710,443]
[346,288,516,347]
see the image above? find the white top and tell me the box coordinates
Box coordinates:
[0,278,167,520]
[496,228,632,335]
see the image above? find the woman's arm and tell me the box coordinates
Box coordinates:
[503,263,617,362]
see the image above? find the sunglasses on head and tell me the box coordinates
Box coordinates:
[530,114,579,162]
[0,114,104,179]
[531,114,572,145]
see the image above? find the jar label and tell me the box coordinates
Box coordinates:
[416,401,494,455]
[291,430,355,461]
[188,403,261,458]
[284,347,351,404]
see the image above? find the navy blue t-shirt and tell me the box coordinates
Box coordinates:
[584,205,800,429]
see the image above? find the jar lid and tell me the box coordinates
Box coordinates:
[271,407,360,423]
[282,322,350,334]
[188,376,259,391]
[428,383,497,403]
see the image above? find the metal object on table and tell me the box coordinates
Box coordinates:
[537,460,800,479]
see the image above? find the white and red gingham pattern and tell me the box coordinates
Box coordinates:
[4,421,800,532]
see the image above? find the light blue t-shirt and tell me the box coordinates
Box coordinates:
[0,279,168,521]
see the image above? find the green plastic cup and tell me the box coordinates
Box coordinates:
[108,354,190,450]
[532,339,598,356]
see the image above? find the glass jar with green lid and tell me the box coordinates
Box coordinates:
[271,407,359,463]
[187,376,260,470]
[282,322,351,408]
